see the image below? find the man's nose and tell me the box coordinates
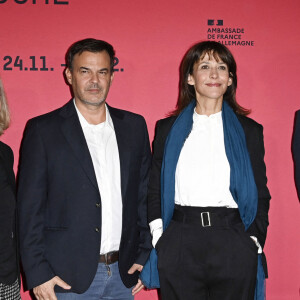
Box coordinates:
[90,72,98,83]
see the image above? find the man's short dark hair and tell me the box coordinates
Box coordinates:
[66,38,115,72]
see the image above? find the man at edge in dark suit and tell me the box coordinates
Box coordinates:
[292,110,300,199]
[17,38,152,300]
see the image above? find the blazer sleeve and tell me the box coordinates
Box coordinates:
[134,118,153,265]
[241,119,271,249]
[148,117,176,223]
[17,120,55,290]
[292,110,300,198]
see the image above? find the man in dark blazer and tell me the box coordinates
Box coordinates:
[292,110,300,199]
[17,38,152,300]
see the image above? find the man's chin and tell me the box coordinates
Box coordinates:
[80,98,105,107]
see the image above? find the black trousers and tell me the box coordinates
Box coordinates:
[156,205,258,300]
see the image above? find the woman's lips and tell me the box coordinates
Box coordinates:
[206,83,221,87]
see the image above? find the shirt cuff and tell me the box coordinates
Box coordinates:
[250,236,262,254]
[149,218,163,248]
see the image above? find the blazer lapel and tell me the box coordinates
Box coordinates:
[108,105,129,202]
[59,100,98,190]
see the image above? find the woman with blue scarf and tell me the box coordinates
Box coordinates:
[141,41,271,300]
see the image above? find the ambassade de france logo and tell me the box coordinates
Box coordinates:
[207,19,254,47]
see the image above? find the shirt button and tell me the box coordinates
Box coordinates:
[96,203,101,208]
[95,227,100,232]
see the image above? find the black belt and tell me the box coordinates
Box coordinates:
[172,208,241,227]
[99,251,119,264]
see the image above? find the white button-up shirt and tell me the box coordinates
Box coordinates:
[174,110,237,208]
[74,101,122,254]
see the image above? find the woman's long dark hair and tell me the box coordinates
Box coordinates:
[170,41,250,116]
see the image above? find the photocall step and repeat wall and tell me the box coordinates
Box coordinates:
[1,0,300,299]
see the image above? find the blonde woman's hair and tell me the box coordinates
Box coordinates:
[0,79,10,136]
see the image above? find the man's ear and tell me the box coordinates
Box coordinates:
[65,68,73,85]
[110,72,114,86]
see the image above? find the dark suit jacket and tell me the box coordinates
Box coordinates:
[17,100,152,293]
[147,113,271,276]
[292,110,300,198]
[0,141,19,285]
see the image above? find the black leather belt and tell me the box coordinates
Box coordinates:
[172,208,241,227]
[99,251,119,264]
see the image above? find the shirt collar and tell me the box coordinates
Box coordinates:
[193,108,222,123]
[73,99,114,130]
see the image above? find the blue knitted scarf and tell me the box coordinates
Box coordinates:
[141,100,265,300]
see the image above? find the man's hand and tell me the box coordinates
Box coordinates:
[33,276,71,300]
[128,263,144,296]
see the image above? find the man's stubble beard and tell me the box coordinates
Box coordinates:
[79,97,106,107]
[79,83,109,107]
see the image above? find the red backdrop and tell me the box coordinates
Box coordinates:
[1,0,300,299]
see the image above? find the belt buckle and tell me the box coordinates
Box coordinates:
[201,212,211,227]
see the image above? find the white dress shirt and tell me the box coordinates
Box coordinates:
[174,110,237,207]
[74,101,122,254]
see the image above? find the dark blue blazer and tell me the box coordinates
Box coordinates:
[17,100,152,293]
[292,110,300,199]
